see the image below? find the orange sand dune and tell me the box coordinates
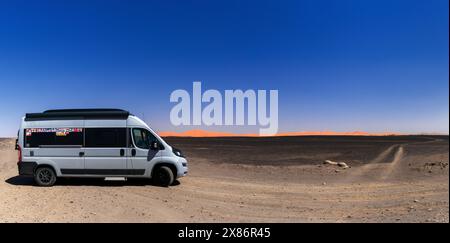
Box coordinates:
[158,129,401,137]
[159,129,238,137]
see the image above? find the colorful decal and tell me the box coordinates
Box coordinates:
[25,128,83,136]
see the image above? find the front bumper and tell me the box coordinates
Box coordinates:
[18,161,37,176]
[177,158,188,178]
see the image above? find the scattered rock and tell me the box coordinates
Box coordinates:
[413,199,419,203]
[338,162,349,169]
[324,160,338,165]
[324,160,350,169]
[423,162,449,171]
[322,182,327,185]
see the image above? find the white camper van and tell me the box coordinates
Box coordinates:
[16,109,188,187]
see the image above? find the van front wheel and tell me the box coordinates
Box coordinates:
[153,166,174,187]
[34,167,56,187]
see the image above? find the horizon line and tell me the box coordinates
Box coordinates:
[157,129,449,138]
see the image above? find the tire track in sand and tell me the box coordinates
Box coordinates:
[343,144,399,182]
[343,144,407,182]
[379,146,405,180]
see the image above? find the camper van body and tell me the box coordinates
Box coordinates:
[17,109,188,186]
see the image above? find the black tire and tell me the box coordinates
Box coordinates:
[34,167,57,187]
[153,166,174,187]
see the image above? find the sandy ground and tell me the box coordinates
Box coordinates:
[0,136,448,223]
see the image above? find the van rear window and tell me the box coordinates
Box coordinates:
[85,128,126,147]
[24,128,83,148]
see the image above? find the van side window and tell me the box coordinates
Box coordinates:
[85,128,126,147]
[132,128,157,149]
[24,128,83,148]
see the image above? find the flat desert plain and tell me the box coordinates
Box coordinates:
[0,136,448,222]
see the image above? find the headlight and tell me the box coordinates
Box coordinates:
[172,147,185,158]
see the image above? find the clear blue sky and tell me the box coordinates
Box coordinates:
[0,0,448,136]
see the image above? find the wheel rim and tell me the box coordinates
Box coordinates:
[38,169,52,184]
[158,170,169,184]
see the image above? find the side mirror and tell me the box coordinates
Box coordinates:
[15,139,19,150]
[150,141,159,150]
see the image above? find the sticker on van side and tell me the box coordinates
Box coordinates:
[25,128,83,136]
[24,128,84,148]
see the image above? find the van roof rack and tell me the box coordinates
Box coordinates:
[25,109,130,121]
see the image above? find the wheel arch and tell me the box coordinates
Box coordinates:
[35,163,57,175]
[34,160,60,176]
[151,162,177,179]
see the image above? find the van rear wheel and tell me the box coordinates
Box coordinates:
[34,167,56,187]
[153,166,174,187]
